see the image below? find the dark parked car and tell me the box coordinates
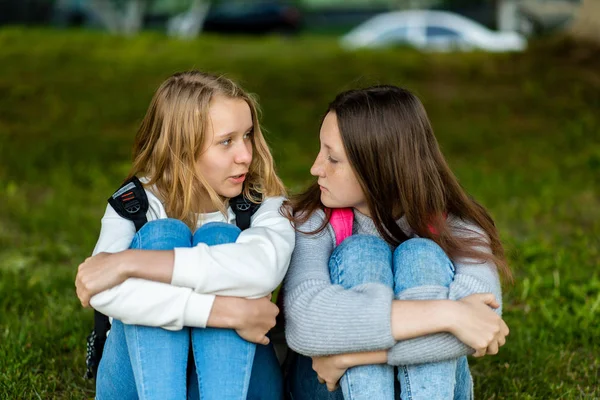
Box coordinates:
[202,1,302,34]
[46,0,302,35]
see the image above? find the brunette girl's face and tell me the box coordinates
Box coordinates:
[196,95,253,203]
[311,112,369,215]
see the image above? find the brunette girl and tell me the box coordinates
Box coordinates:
[283,85,510,400]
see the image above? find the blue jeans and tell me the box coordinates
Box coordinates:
[96,219,283,400]
[288,236,472,400]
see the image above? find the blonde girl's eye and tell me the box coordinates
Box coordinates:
[243,130,253,140]
[220,138,232,147]
[327,155,338,164]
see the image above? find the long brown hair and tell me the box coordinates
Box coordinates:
[128,70,285,229]
[284,85,511,280]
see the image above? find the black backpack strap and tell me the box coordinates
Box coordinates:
[230,191,262,231]
[85,177,149,380]
[107,176,149,232]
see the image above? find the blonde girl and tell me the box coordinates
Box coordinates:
[76,71,294,400]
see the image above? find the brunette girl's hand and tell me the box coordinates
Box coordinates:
[450,293,509,357]
[75,252,127,307]
[312,354,348,392]
[229,295,279,345]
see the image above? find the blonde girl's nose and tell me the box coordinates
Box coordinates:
[235,141,252,164]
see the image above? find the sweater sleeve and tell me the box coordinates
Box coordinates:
[386,218,503,366]
[283,211,396,356]
[93,196,294,329]
[170,196,295,298]
[89,203,215,330]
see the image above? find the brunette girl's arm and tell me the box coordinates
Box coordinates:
[385,219,504,366]
[284,211,505,360]
[284,211,398,356]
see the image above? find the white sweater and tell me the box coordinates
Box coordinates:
[89,189,295,331]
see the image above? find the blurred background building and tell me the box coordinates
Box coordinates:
[0,0,593,40]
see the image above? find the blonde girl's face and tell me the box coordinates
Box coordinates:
[310,112,369,215]
[196,95,253,208]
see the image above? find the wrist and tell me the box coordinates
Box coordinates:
[117,250,135,279]
[391,299,457,340]
[207,297,240,329]
[335,354,351,369]
[441,300,459,333]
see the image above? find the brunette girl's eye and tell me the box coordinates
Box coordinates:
[327,155,338,164]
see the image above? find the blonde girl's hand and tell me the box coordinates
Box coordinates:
[450,293,509,357]
[231,295,279,346]
[312,354,348,392]
[75,252,127,307]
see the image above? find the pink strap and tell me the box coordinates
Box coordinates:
[427,212,448,235]
[329,208,354,246]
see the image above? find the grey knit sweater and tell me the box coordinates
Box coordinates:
[283,209,502,366]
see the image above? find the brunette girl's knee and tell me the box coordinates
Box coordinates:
[130,218,192,250]
[393,238,455,291]
[329,234,393,288]
[335,234,389,254]
[193,222,241,246]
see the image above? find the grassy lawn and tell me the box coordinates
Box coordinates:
[0,28,598,399]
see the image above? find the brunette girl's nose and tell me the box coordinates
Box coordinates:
[310,155,324,177]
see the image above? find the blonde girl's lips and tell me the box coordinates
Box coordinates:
[229,173,246,184]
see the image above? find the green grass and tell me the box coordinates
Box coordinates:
[0,28,599,399]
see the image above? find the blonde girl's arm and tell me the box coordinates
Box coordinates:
[82,197,294,328]
[79,203,215,330]
[88,196,294,296]
[81,205,276,338]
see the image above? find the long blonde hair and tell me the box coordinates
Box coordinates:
[128,70,285,229]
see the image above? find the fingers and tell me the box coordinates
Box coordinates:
[497,321,509,348]
[486,340,499,355]
[75,275,93,307]
[316,375,338,392]
[481,293,499,308]
[75,275,89,307]
[76,286,90,307]
[501,320,510,337]
[271,302,280,318]
[473,347,487,357]
[497,335,506,347]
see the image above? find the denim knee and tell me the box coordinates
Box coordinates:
[193,222,241,246]
[393,238,455,293]
[130,218,192,250]
[329,234,393,289]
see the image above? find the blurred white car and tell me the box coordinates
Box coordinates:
[341,10,527,52]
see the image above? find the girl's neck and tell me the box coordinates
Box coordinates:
[353,206,371,218]
[196,193,226,214]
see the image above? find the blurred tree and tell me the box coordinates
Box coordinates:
[570,0,600,42]
[86,0,211,37]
